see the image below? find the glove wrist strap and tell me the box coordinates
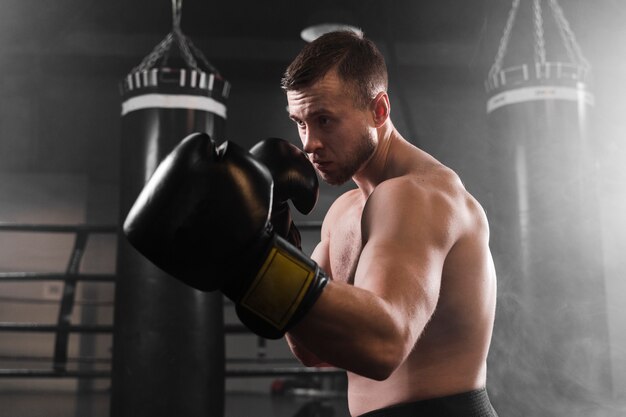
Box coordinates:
[234,233,328,339]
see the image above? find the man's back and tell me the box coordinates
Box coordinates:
[316,137,497,415]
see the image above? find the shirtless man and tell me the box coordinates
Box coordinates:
[280,31,499,416]
[122,30,498,417]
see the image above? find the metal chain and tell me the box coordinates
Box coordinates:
[487,0,590,88]
[188,39,219,74]
[174,27,200,71]
[488,0,522,79]
[548,0,590,70]
[533,0,547,64]
[170,0,200,71]
[129,0,215,74]
[549,0,576,64]
[132,32,174,73]
[172,0,182,29]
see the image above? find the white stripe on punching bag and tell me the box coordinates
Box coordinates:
[121,93,228,119]
[487,83,594,114]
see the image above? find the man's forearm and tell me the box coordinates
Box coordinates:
[285,332,332,367]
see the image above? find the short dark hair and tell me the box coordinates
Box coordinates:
[281,31,388,109]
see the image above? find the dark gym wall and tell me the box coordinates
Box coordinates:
[1,1,626,415]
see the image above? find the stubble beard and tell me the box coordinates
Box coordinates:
[321,131,377,186]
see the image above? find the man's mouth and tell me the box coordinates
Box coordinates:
[312,160,329,170]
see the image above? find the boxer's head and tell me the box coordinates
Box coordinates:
[282,30,388,110]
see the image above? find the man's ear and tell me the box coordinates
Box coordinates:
[371,92,390,127]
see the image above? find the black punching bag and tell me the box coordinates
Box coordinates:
[111,5,229,416]
[485,1,612,415]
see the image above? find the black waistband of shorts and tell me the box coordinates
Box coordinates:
[357,388,498,417]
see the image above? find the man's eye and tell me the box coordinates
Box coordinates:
[319,117,331,126]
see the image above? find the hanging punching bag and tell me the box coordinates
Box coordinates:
[111,2,229,416]
[485,1,612,416]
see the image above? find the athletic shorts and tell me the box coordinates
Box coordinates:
[357,388,498,417]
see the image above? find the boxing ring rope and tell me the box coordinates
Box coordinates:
[0,272,115,282]
[0,222,338,382]
[0,367,345,379]
[0,223,117,374]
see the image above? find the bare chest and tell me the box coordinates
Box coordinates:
[328,207,363,284]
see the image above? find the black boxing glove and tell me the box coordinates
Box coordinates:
[250,138,318,250]
[123,132,328,339]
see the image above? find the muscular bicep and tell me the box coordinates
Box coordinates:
[354,240,442,339]
[310,205,334,277]
[352,181,454,343]
[310,239,331,276]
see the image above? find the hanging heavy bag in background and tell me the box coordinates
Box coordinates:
[484,1,612,416]
[111,2,230,416]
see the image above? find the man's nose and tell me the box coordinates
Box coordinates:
[302,129,321,155]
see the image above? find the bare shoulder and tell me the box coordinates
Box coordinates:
[328,188,362,212]
[363,164,488,248]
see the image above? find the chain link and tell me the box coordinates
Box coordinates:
[188,39,219,74]
[548,0,590,70]
[533,0,547,64]
[129,0,216,75]
[488,0,522,79]
[132,33,174,73]
[172,0,182,29]
[174,27,200,71]
[488,0,590,88]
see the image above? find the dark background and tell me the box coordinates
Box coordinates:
[1,1,625,416]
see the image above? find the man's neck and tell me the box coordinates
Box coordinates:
[352,123,401,197]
